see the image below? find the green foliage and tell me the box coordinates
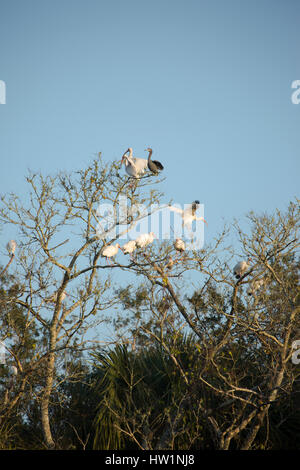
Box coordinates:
[92,344,178,449]
[92,340,214,450]
[0,154,299,450]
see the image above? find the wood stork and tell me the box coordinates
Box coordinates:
[135,232,156,248]
[121,148,148,178]
[145,148,164,174]
[101,243,121,264]
[233,257,252,279]
[247,278,265,296]
[174,238,185,253]
[6,240,17,256]
[168,201,207,229]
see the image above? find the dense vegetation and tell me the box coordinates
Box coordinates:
[0,155,299,449]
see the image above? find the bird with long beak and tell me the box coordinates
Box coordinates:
[122,240,137,258]
[135,232,156,248]
[145,147,164,174]
[233,257,252,279]
[174,238,185,254]
[121,148,148,178]
[101,243,121,264]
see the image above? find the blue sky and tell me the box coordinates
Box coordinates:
[1,0,299,223]
[0,1,299,338]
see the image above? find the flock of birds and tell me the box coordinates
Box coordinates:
[4,236,264,298]
[121,147,164,177]
[101,231,186,265]
[102,147,264,297]
[3,148,265,299]
[0,149,269,384]
[101,147,207,264]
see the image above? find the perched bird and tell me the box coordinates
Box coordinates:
[6,240,17,256]
[168,201,207,229]
[247,278,265,296]
[121,148,148,178]
[9,365,18,376]
[233,257,252,279]
[122,240,137,257]
[101,243,121,264]
[135,232,156,248]
[46,290,68,303]
[145,148,164,174]
[174,238,186,254]
[0,240,17,276]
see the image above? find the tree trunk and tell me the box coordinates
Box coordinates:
[41,328,57,449]
[240,367,285,450]
[240,411,266,450]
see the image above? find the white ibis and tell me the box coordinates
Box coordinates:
[233,257,252,279]
[174,238,185,254]
[121,148,148,178]
[46,290,68,303]
[101,243,121,264]
[122,240,137,256]
[168,201,207,229]
[145,148,164,174]
[6,240,17,256]
[9,365,18,376]
[135,232,156,248]
[247,278,265,296]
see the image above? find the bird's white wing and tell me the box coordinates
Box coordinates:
[171,203,197,217]
[6,240,17,254]
[167,206,183,214]
[133,157,148,171]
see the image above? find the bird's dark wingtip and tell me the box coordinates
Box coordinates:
[153,160,164,171]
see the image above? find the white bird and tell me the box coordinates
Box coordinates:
[247,278,265,296]
[46,290,68,303]
[233,257,252,279]
[121,148,148,178]
[174,238,185,253]
[122,240,137,256]
[167,201,207,229]
[101,243,121,263]
[6,240,17,256]
[9,365,18,376]
[135,232,156,248]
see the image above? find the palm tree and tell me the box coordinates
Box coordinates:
[91,337,216,450]
[92,344,186,450]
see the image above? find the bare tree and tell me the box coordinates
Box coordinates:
[111,200,300,449]
[0,153,164,448]
[1,153,299,449]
